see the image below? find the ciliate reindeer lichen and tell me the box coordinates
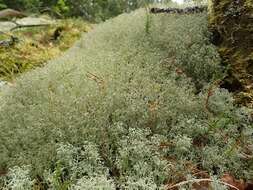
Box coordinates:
[0,8,252,190]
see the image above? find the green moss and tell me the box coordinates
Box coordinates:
[0,19,91,81]
[208,0,253,108]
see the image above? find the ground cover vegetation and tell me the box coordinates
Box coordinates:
[0,5,252,190]
[0,19,91,81]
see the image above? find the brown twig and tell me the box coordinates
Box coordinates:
[166,178,239,190]
[10,23,52,31]
[86,71,106,90]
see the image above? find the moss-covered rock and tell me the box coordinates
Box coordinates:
[208,0,253,108]
[0,19,91,81]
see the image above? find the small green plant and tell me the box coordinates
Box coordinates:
[144,5,152,35]
[50,161,71,190]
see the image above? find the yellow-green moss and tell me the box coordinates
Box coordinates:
[208,0,253,108]
[0,19,91,81]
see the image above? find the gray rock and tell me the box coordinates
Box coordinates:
[0,17,55,32]
[0,9,27,20]
[0,21,16,32]
[16,17,55,26]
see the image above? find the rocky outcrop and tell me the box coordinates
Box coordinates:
[0,9,27,20]
[0,17,55,32]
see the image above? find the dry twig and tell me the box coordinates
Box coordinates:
[86,71,106,90]
[166,178,239,190]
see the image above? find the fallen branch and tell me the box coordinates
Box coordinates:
[86,71,106,90]
[166,178,239,190]
[150,6,207,14]
[10,23,52,31]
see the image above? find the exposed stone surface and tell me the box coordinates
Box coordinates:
[16,17,55,26]
[0,22,16,32]
[0,17,54,32]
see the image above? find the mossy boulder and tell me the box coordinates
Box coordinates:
[0,9,27,20]
[208,0,253,108]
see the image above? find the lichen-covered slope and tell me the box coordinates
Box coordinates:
[0,9,252,189]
